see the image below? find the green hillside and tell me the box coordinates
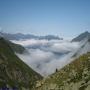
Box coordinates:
[0,38,42,89]
[35,52,90,90]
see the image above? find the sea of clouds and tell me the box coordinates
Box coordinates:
[11,39,80,76]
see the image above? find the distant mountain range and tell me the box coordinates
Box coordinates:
[1,31,90,41]
[0,32,62,40]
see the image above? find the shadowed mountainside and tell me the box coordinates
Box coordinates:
[72,31,90,42]
[0,38,42,89]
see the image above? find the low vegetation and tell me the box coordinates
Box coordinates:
[0,38,42,89]
[35,52,90,90]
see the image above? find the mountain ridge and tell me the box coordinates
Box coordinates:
[0,32,62,40]
[72,31,90,42]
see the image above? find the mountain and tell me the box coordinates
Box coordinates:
[72,38,90,58]
[0,32,62,40]
[0,38,42,89]
[72,31,90,42]
[33,32,90,90]
[35,52,90,90]
[5,39,26,54]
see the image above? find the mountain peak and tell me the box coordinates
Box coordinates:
[72,31,90,42]
[84,31,90,34]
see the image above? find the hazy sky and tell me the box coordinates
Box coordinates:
[0,0,90,38]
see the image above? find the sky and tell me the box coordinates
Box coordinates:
[0,0,90,38]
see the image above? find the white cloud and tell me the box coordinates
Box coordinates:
[11,39,49,46]
[13,39,80,76]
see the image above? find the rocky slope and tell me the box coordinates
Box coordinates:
[72,31,90,42]
[33,31,90,90]
[35,52,90,90]
[0,38,42,89]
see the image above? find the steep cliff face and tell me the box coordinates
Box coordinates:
[0,38,42,89]
[35,52,90,90]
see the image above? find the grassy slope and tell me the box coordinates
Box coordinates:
[0,38,42,89]
[36,52,90,90]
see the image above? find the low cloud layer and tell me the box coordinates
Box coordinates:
[12,39,80,76]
